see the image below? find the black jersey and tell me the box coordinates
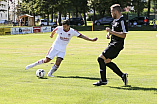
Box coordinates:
[109,15,128,50]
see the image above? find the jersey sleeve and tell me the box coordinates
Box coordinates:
[121,20,128,33]
[53,26,59,34]
[73,29,81,37]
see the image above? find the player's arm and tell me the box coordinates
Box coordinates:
[50,31,55,38]
[78,34,98,42]
[50,28,58,38]
[106,27,126,38]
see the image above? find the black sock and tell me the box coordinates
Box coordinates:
[97,57,107,82]
[106,62,123,78]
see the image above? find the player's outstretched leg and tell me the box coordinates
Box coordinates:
[106,62,128,85]
[25,59,45,70]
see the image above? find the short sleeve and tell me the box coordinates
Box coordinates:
[121,20,128,33]
[53,26,58,34]
[73,29,81,37]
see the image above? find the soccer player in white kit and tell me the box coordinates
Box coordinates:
[25,20,98,77]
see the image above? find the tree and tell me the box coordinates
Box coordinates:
[39,0,51,25]
[55,0,71,25]
[21,0,40,26]
[88,0,99,24]
[132,0,147,17]
[77,0,88,26]
[152,0,157,19]
[147,0,151,19]
[147,0,157,19]
[88,0,131,23]
[95,0,132,17]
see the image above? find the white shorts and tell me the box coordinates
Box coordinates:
[46,47,65,60]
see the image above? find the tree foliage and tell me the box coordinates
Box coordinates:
[132,0,147,17]
[94,0,132,18]
[18,0,156,25]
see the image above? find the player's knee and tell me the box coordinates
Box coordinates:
[56,58,63,66]
[44,58,51,63]
[44,60,49,63]
[97,57,104,62]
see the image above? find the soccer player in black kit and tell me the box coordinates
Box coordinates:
[93,4,128,86]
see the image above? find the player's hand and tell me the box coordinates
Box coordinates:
[106,32,110,39]
[104,58,112,64]
[92,37,98,41]
[50,34,53,38]
[106,27,111,32]
[50,31,55,38]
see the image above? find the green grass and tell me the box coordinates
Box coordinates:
[0,31,157,104]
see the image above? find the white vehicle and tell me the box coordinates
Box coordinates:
[39,19,56,26]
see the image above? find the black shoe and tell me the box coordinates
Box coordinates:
[93,80,107,86]
[122,73,128,86]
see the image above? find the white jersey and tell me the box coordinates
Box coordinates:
[51,26,81,52]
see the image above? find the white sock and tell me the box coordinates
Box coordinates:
[50,64,59,74]
[30,59,45,67]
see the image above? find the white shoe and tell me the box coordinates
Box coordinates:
[47,74,54,77]
[25,64,34,70]
[47,71,54,77]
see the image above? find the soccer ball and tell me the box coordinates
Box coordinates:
[36,69,45,78]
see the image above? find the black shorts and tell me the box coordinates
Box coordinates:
[102,45,121,59]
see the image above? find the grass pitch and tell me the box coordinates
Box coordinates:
[0,31,157,104]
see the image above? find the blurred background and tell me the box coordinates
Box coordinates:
[0,0,156,30]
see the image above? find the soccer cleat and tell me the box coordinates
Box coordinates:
[47,71,54,77]
[25,64,34,70]
[122,73,128,86]
[93,80,107,86]
[47,74,54,77]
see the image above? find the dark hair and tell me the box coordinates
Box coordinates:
[62,20,70,26]
[110,4,121,12]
